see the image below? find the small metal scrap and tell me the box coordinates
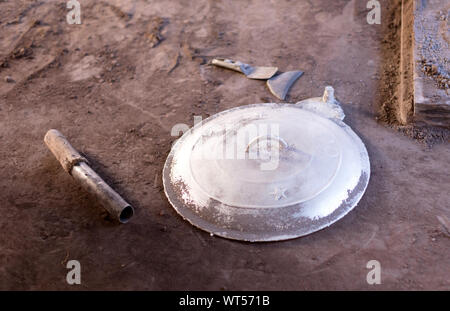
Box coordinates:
[267,71,304,100]
[295,86,345,120]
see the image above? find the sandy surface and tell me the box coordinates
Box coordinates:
[0,0,449,290]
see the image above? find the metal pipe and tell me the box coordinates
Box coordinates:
[71,162,134,223]
[44,129,134,223]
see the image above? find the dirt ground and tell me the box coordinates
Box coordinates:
[0,0,449,290]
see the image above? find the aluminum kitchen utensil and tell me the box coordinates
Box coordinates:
[163,87,370,242]
[211,58,278,80]
[267,70,304,100]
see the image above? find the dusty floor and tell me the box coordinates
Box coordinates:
[0,0,449,290]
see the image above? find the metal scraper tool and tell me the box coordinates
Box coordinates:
[211,58,278,80]
[267,71,304,100]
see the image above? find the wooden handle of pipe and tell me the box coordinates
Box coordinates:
[44,129,88,174]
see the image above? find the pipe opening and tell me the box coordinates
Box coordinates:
[119,206,134,223]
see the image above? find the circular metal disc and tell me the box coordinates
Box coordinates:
[163,103,370,242]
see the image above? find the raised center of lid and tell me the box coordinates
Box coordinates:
[187,105,343,208]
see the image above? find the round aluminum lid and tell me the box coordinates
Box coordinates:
[163,96,370,242]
